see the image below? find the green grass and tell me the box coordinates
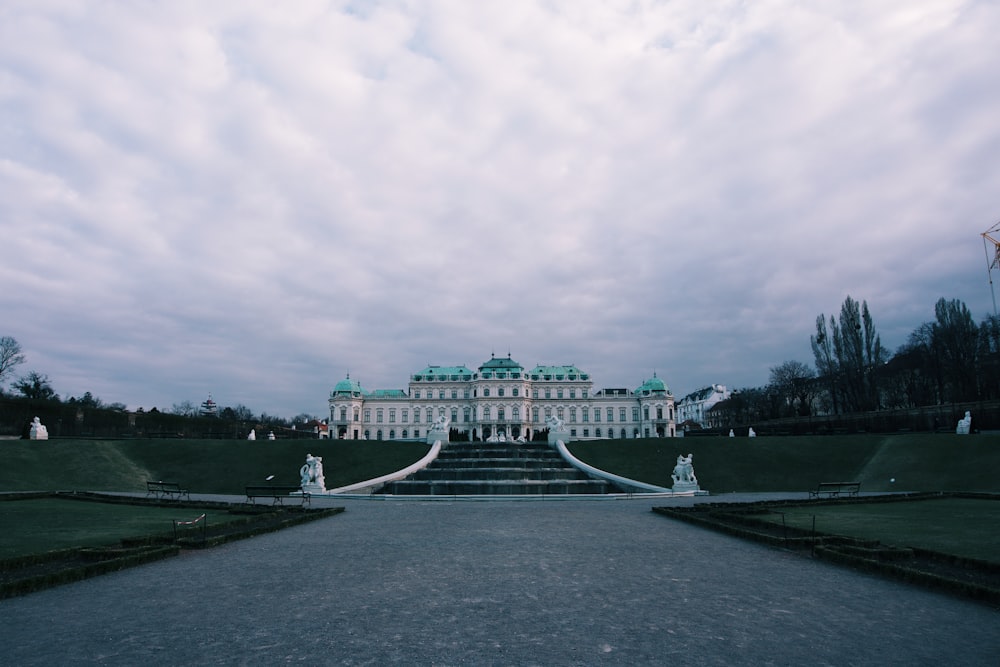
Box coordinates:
[2,434,999,495]
[754,498,1000,562]
[0,498,244,559]
[567,433,1000,492]
[0,439,432,494]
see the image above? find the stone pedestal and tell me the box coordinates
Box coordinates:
[547,429,571,445]
[427,428,449,445]
[671,481,703,494]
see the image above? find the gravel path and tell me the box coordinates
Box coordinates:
[3,495,998,665]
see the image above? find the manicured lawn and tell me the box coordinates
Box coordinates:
[0,498,245,559]
[757,498,1000,562]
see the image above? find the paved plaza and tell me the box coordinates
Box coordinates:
[3,494,998,665]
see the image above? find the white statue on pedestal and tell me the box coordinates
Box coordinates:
[729,429,735,437]
[671,453,697,485]
[247,429,256,440]
[956,411,971,435]
[267,431,275,440]
[300,453,326,491]
[29,416,49,440]
[748,427,756,438]
[427,416,451,444]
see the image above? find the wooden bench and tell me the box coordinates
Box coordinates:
[809,481,860,499]
[245,486,310,506]
[146,480,190,500]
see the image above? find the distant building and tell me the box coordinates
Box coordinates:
[199,395,218,418]
[328,353,676,441]
[675,384,730,429]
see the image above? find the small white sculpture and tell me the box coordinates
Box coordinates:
[956,411,972,435]
[544,415,565,431]
[29,416,49,440]
[267,431,275,440]
[300,453,325,489]
[247,429,256,440]
[671,453,697,485]
[748,427,756,438]
[729,429,735,438]
[430,415,450,432]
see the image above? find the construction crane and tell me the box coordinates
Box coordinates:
[983,222,1000,317]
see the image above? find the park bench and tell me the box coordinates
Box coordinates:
[809,481,861,499]
[146,480,190,501]
[245,486,310,506]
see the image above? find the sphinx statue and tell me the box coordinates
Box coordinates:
[956,411,972,435]
[29,416,49,440]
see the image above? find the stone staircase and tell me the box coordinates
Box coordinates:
[377,441,618,495]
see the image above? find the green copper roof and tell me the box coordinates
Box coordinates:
[368,389,408,398]
[412,365,473,381]
[528,365,589,380]
[479,354,523,370]
[636,375,669,395]
[331,375,366,397]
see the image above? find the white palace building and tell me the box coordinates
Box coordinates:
[328,353,676,441]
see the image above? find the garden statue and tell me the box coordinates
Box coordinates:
[956,411,972,435]
[267,431,275,440]
[247,429,256,440]
[748,427,756,438]
[29,416,48,440]
[671,453,697,485]
[300,453,326,491]
[729,429,735,437]
[427,415,451,444]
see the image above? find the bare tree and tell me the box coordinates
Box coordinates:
[812,296,884,413]
[170,400,198,417]
[0,336,26,388]
[769,360,817,417]
[931,298,979,402]
[13,371,57,400]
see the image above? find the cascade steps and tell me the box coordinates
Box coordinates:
[377,441,617,495]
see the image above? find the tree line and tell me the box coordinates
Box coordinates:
[0,336,317,437]
[710,296,999,428]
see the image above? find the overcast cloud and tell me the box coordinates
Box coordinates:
[2,1,998,417]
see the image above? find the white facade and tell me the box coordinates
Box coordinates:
[328,354,676,441]
[675,384,730,429]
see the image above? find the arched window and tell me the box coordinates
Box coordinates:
[483,406,491,419]
[596,428,603,438]
[389,430,396,439]
[512,406,520,420]
[402,429,408,438]
[376,430,383,440]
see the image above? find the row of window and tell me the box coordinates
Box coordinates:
[354,426,665,441]
[337,404,673,424]
[410,387,592,400]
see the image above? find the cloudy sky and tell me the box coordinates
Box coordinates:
[2,1,998,418]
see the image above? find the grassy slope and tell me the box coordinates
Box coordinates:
[0,439,432,495]
[1,434,997,494]
[567,433,1000,493]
